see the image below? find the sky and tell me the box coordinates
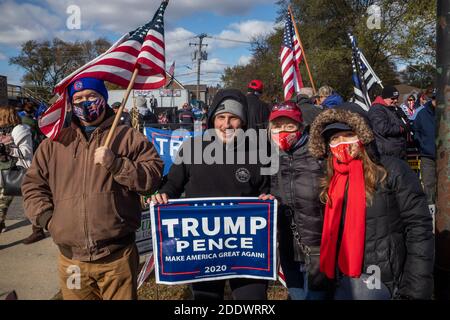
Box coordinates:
[0,0,281,87]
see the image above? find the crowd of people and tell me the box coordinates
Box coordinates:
[111,94,210,131]
[0,102,46,244]
[0,75,438,300]
[153,80,436,300]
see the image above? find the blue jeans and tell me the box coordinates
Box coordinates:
[280,256,327,300]
[333,274,392,300]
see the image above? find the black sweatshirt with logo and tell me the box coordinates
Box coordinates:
[158,135,270,198]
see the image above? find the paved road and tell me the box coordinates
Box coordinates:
[0,197,59,300]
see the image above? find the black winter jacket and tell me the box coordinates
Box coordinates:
[413,102,436,160]
[246,93,271,130]
[360,156,434,299]
[368,101,407,159]
[296,95,323,127]
[270,136,324,262]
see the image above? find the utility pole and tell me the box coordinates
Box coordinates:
[189,33,208,105]
[435,0,450,300]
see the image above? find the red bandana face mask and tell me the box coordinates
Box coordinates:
[329,139,363,163]
[271,131,302,151]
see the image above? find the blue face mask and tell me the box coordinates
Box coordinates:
[73,97,106,123]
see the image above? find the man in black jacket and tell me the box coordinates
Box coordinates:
[152,89,270,300]
[413,92,437,206]
[178,103,195,131]
[368,86,408,159]
[111,102,132,127]
[295,87,323,127]
[246,80,271,130]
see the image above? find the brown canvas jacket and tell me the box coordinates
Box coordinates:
[22,112,163,261]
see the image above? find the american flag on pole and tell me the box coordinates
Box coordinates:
[166,61,175,87]
[137,253,155,289]
[349,33,383,111]
[39,0,169,139]
[277,266,287,288]
[280,10,304,100]
[168,61,175,78]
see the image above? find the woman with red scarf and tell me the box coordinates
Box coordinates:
[308,107,434,300]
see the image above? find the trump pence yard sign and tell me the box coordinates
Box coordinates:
[150,197,277,285]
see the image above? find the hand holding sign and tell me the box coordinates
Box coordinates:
[150,192,169,204]
[258,193,276,201]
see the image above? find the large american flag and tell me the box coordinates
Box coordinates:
[39,1,169,139]
[280,10,304,100]
[349,33,383,111]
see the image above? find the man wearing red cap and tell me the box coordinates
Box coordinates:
[368,85,409,159]
[246,79,271,130]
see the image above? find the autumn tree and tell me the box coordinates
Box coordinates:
[399,64,436,89]
[223,0,436,102]
[10,38,111,101]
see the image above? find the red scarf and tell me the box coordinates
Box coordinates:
[320,157,366,279]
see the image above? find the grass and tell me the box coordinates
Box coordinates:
[52,263,289,300]
[52,274,288,300]
[138,274,288,300]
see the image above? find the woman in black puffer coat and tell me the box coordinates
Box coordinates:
[259,101,330,300]
[308,107,434,300]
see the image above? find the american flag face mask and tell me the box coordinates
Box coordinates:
[73,97,106,123]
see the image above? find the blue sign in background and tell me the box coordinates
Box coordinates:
[150,197,277,285]
[145,127,193,176]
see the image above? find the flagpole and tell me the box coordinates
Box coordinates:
[104,67,140,148]
[288,5,316,94]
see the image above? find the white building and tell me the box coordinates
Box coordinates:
[108,76,188,110]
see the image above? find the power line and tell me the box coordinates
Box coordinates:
[172,71,198,77]
[206,36,253,45]
[183,78,223,84]
[203,62,232,66]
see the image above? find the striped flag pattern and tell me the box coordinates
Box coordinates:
[37,94,67,140]
[277,266,287,288]
[168,61,175,78]
[39,1,169,139]
[349,33,383,111]
[137,253,155,289]
[166,61,175,87]
[280,10,304,100]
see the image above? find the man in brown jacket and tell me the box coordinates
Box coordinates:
[22,77,163,300]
